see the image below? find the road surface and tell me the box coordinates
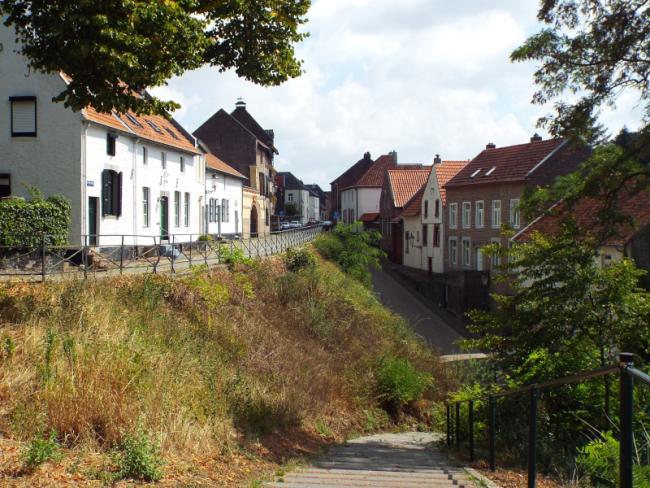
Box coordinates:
[371,267,464,354]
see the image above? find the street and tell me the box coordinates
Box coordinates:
[370,266,464,354]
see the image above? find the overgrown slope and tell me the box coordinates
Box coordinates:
[0,250,449,486]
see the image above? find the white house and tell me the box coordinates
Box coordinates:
[277,172,310,224]
[204,153,245,237]
[308,190,320,223]
[0,25,205,246]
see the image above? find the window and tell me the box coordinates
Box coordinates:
[265,208,270,226]
[433,224,440,247]
[209,198,216,222]
[161,152,167,170]
[422,224,428,246]
[475,201,484,228]
[180,156,185,173]
[165,127,179,140]
[485,166,497,176]
[106,133,117,156]
[184,192,190,227]
[174,191,180,227]
[288,193,294,202]
[435,199,440,218]
[146,119,162,133]
[424,200,429,218]
[142,146,148,165]
[0,174,11,198]
[101,170,122,216]
[470,168,482,178]
[449,203,458,228]
[125,112,142,127]
[405,232,409,254]
[491,238,502,267]
[221,199,228,223]
[142,187,150,227]
[462,202,471,228]
[449,238,458,265]
[462,238,471,267]
[491,200,502,228]
[510,199,521,229]
[10,96,36,137]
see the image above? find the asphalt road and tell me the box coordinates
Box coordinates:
[370,266,464,354]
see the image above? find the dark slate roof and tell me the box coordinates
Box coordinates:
[331,153,374,186]
[231,105,278,153]
[278,172,306,190]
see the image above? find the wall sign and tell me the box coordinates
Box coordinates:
[86,180,95,187]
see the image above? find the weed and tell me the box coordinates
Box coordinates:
[114,428,164,482]
[23,430,60,471]
[284,246,316,272]
[2,334,14,360]
[376,356,432,413]
[40,328,57,384]
[314,419,333,438]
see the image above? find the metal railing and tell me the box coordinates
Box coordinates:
[0,224,324,281]
[446,353,648,488]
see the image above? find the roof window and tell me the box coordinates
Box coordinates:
[485,166,497,176]
[125,112,142,127]
[470,168,482,178]
[165,127,179,140]
[146,119,162,133]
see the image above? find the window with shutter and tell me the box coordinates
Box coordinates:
[10,96,37,137]
[101,170,122,216]
[106,133,117,156]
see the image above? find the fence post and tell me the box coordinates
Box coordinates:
[83,235,88,280]
[119,235,124,275]
[41,234,46,282]
[446,404,451,446]
[489,395,496,471]
[620,353,634,488]
[189,234,193,267]
[153,236,158,274]
[171,234,176,273]
[455,402,460,449]
[528,388,538,488]
[469,400,475,462]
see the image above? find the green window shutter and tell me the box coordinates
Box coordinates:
[115,172,123,217]
[101,170,111,216]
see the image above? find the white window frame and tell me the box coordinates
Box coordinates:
[462,202,471,229]
[449,237,458,265]
[184,192,190,227]
[475,200,484,228]
[510,198,521,229]
[462,237,471,267]
[491,200,502,229]
[449,203,458,229]
[491,237,502,267]
[174,191,180,227]
[142,187,150,228]
[288,193,294,202]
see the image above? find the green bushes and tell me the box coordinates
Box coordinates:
[0,191,71,246]
[22,430,60,471]
[283,246,316,272]
[114,429,164,482]
[314,223,384,286]
[376,357,432,412]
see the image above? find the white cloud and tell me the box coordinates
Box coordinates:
[151,0,640,188]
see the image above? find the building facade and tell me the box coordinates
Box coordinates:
[204,153,245,237]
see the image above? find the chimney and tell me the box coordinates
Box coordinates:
[235,97,246,109]
[265,129,275,142]
[530,133,542,142]
[389,150,398,164]
[486,142,496,149]
[363,151,372,161]
[433,154,442,165]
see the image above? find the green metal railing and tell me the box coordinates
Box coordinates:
[446,353,649,488]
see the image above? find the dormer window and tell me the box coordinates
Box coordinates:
[10,96,37,137]
[125,112,142,127]
[470,168,482,178]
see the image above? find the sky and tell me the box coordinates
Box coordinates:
[151,0,643,189]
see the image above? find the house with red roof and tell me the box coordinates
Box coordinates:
[443,135,591,273]
[0,25,207,246]
[379,167,432,264]
[330,152,375,223]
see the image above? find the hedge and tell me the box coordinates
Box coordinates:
[0,194,71,247]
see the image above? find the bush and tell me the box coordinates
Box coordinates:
[219,244,254,270]
[0,192,71,247]
[23,430,59,470]
[376,357,432,411]
[114,428,164,482]
[283,246,316,272]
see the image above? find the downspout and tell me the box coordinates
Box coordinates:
[80,122,88,244]
[132,137,141,245]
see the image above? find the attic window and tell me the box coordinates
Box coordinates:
[470,168,482,178]
[146,120,162,133]
[485,166,497,176]
[165,127,179,140]
[125,113,142,127]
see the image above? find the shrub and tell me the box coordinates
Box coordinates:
[219,244,254,270]
[283,246,316,272]
[23,430,59,471]
[114,428,164,482]
[376,357,432,411]
[197,234,214,242]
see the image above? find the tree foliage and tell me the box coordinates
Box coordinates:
[0,0,310,115]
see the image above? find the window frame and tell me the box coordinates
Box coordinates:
[424,200,429,218]
[161,151,167,170]
[462,237,471,267]
[422,223,428,246]
[491,237,502,267]
[510,198,521,229]
[106,133,117,156]
[475,200,484,228]
[174,191,180,227]
[180,156,185,173]
[449,237,458,265]
[184,192,190,227]
[142,146,148,166]
[449,203,458,229]
[491,200,502,229]
[101,169,122,217]
[142,187,150,228]
[462,202,471,229]
[434,199,440,218]
[9,96,37,137]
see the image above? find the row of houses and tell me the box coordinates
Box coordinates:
[330,136,650,315]
[0,25,327,247]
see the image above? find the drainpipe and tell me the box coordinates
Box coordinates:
[132,137,141,245]
[80,122,88,244]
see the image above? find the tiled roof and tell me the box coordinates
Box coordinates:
[387,169,432,208]
[513,189,650,246]
[401,188,425,217]
[359,212,380,222]
[435,161,469,205]
[205,153,246,179]
[445,139,567,188]
[349,155,424,189]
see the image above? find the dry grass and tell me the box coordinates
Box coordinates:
[0,252,450,485]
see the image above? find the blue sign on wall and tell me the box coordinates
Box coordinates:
[86,180,95,187]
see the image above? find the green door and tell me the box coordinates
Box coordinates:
[88,197,98,246]
[160,196,169,240]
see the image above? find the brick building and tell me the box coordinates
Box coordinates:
[330,152,374,222]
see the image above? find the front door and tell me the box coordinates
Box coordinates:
[392,222,403,264]
[88,197,98,246]
[160,196,169,240]
[250,206,258,238]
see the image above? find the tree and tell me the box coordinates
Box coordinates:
[284,202,299,217]
[1,0,310,115]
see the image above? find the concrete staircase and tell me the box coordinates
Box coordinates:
[265,432,481,488]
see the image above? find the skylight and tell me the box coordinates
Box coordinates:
[165,127,179,140]
[470,168,482,178]
[146,120,162,133]
[125,112,142,127]
[485,166,497,176]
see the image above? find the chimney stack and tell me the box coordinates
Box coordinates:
[389,150,398,164]
[363,151,372,161]
[433,154,442,165]
[486,142,496,149]
[530,133,542,142]
[235,98,246,109]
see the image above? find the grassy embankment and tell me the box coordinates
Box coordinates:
[0,247,451,486]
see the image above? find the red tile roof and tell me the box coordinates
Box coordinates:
[359,212,380,222]
[348,155,423,189]
[435,161,469,205]
[60,73,200,154]
[205,153,246,179]
[387,169,432,208]
[513,189,650,247]
[401,188,425,217]
[445,139,567,188]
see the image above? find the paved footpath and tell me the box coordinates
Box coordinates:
[266,432,484,488]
